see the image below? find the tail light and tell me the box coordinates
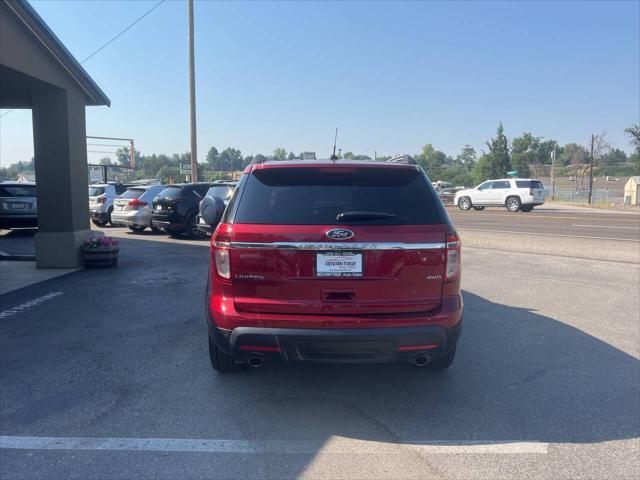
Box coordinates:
[212,229,231,280]
[128,198,148,207]
[445,231,461,282]
[97,196,106,204]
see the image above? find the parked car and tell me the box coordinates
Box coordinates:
[196,181,238,234]
[454,178,545,212]
[438,186,465,205]
[0,181,37,229]
[206,156,463,373]
[88,183,131,226]
[151,183,213,237]
[111,185,165,232]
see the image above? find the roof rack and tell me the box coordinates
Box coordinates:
[387,154,417,165]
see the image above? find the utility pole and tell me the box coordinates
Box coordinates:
[588,134,595,204]
[551,144,556,200]
[187,0,198,182]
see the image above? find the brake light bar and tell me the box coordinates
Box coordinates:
[128,198,148,207]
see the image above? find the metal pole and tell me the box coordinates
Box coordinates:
[188,0,198,182]
[551,144,556,200]
[129,140,136,169]
[588,134,595,204]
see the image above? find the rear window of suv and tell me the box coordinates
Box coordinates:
[233,167,442,225]
[0,185,36,197]
[516,180,544,189]
[157,186,183,199]
[119,188,145,199]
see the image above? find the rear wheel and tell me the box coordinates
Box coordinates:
[472,206,485,211]
[520,205,534,212]
[505,196,521,212]
[458,197,472,211]
[429,348,456,371]
[209,336,239,373]
[128,225,146,232]
[91,218,108,227]
[151,226,162,233]
[186,213,206,239]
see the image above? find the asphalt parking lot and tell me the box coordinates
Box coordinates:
[1,222,639,479]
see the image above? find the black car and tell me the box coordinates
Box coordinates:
[151,183,213,237]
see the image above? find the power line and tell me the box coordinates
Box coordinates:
[0,0,166,119]
[81,0,166,64]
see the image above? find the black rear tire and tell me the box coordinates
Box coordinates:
[429,348,456,371]
[128,225,146,232]
[209,336,239,373]
[520,205,534,212]
[473,206,485,211]
[91,219,108,227]
[186,213,207,239]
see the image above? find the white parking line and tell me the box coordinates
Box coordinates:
[0,436,549,454]
[0,292,63,319]
[572,224,640,230]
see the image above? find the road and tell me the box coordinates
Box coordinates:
[449,205,640,242]
[1,229,639,479]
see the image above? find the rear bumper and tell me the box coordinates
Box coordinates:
[111,210,150,227]
[151,213,185,231]
[196,215,215,234]
[209,322,462,364]
[0,215,37,229]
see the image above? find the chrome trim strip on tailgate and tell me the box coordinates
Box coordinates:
[216,242,446,250]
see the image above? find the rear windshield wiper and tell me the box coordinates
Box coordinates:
[336,211,397,222]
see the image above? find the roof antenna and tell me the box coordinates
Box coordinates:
[330,128,338,161]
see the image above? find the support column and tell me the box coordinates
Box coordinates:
[31,87,91,268]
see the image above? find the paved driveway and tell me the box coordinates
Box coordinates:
[0,235,638,479]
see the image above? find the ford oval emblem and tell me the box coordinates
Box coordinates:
[326,229,355,240]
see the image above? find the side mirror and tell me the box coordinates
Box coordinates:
[200,196,226,226]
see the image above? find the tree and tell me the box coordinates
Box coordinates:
[472,122,511,181]
[510,151,532,177]
[98,157,113,165]
[625,124,640,155]
[272,148,287,160]
[287,152,297,160]
[559,143,589,167]
[456,146,477,166]
[415,144,448,172]
[206,147,219,168]
[115,147,142,168]
[219,147,243,171]
[472,153,494,184]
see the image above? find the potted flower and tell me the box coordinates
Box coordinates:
[83,235,119,268]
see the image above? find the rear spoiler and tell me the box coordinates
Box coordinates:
[386,154,417,165]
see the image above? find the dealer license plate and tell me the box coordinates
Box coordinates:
[316,251,363,277]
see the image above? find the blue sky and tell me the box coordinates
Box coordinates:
[1,0,639,166]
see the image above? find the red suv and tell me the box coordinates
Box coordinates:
[206,156,463,372]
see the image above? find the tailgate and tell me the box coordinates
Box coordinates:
[230,224,446,315]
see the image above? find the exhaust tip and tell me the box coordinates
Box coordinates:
[413,354,431,367]
[248,354,264,368]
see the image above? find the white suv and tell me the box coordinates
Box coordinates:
[88,183,130,226]
[454,178,545,212]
